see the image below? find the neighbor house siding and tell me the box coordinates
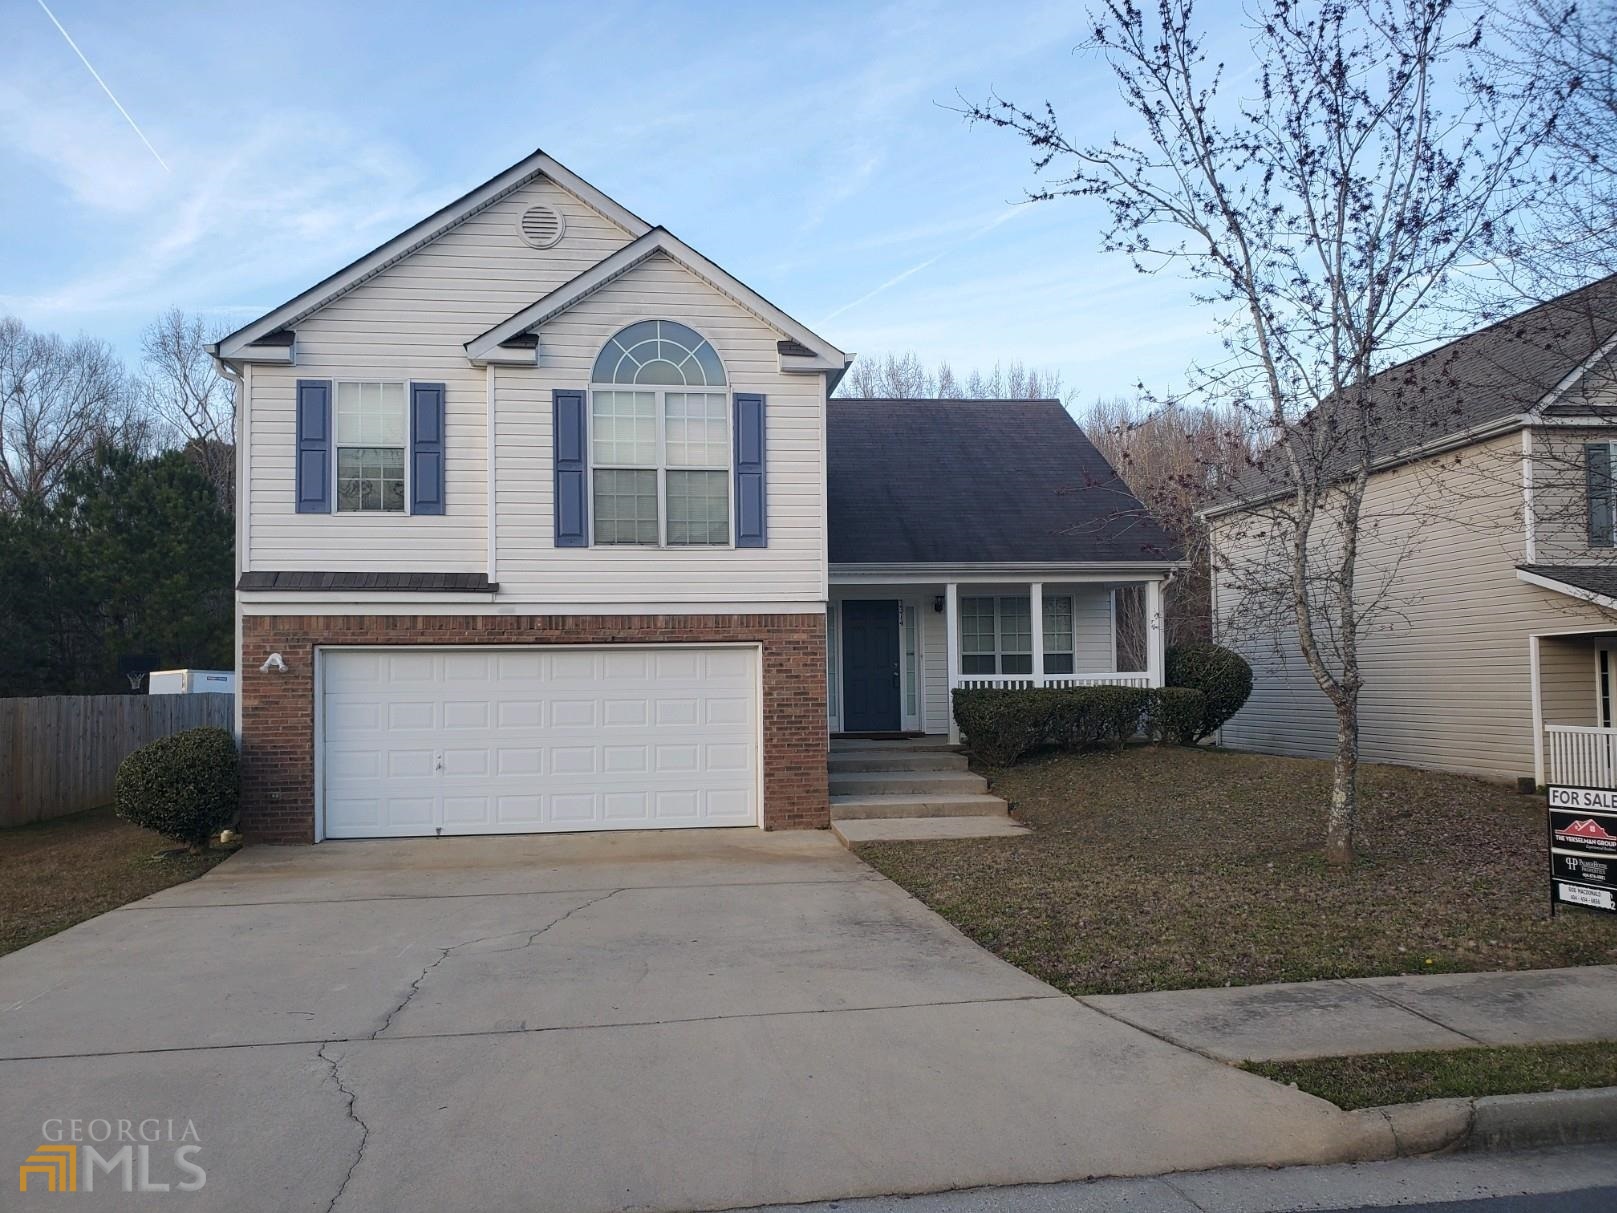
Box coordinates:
[245,176,633,573]
[1527,425,1617,565]
[1214,430,1617,781]
[1540,633,1602,727]
[491,252,826,605]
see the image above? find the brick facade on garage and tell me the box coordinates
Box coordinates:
[239,612,828,843]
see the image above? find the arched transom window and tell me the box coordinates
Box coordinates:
[591,320,727,387]
[590,322,730,546]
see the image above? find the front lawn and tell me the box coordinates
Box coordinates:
[1244,1041,1617,1110]
[0,807,232,957]
[856,746,1616,995]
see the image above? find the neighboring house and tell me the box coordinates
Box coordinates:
[1207,276,1617,788]
[213,148,1180,843]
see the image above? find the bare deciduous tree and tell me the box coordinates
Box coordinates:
[0,316,139,510]
[1077,395,1253,647]
[967,0,1549,863]
[139,308,235,510]
[838,351,1071,402]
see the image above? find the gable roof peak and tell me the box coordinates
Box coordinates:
[214,147,652,361]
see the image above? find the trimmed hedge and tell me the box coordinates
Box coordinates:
[952,685,1153,766]
[1150,687,1207,746]
[115,726,238,850]
[1165,643,1253,740]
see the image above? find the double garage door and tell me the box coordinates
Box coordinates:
[321,646,759,838]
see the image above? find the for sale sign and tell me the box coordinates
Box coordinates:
[1546,785,1617,915]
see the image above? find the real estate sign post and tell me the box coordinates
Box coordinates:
[1546,786,1617,916]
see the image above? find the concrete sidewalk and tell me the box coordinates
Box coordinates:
[1084,965,1617,1062]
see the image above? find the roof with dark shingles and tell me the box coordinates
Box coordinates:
[1518,564,1617,601]
[1215,274,1617,510]
[827,398,1180,565]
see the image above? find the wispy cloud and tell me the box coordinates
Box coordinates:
[818,206,1030,325]
[34,0,168,172]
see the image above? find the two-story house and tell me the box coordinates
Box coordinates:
[1207,276,1617,788]
[214,148,1180,842]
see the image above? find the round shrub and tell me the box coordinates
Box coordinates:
[116,726,238,850]
[1150,687,1207,746]
[1165,643,1253,740]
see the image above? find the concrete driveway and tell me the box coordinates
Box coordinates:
[2,831,1366,1211]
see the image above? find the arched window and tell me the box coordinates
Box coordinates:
[591,320,726,387]
[589,322,730,546]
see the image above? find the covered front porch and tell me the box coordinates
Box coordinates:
[827,575,1167,743]
[1533,628,1617,786]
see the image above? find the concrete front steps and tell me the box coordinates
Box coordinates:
[827,737,1027,845]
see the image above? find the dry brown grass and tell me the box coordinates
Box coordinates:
[0,808,230,957]
[856,746,1617,995]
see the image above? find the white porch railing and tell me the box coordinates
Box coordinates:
[1545,725,1617,787]
[952,672,1153,691]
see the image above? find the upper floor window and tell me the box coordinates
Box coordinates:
[590,323,729,546]
[335,381,407,512]
[592,320,726,387]
[1588,442,1616,548]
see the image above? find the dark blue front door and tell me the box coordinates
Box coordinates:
[841,599,901,732]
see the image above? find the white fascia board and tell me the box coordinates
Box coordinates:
[216,149,652,361]
[478,346,538,366]
[830,561,1185,584]
[464,229,847,368]
[240,598,827,616]
[1516,569,1617,612]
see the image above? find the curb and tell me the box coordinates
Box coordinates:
[1344,1085,1617,1158]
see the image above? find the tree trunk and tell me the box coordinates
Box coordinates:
[1325,692,1360,864]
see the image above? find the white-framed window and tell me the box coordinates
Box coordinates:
[961,594,1077,675]
[589,321,730,547]
[903,604,919,718]
[1044,595,1076,674]
[335,381,407,513]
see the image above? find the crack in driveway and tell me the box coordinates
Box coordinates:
[317,1042,369,1213]
[370,889,623,1039]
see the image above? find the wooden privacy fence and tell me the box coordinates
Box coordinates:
[1,694,234,828]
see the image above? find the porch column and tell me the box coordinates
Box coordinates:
[1029,582,1044,685]
[945,582,961,744]
[1145,579,1165,688]
[1530,634,1545,787]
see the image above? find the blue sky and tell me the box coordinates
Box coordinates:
[0,0,1239,401]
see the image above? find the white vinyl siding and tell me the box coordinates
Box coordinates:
[246,176,634,573]
[493,252,825,604]
[1214,430,1617,780]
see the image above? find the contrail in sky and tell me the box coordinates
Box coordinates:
[36,0,170,172]
[819,208,1027,325]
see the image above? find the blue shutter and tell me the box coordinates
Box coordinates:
[295,379,331,513]
[553,389,588,547]
[733,393,767,547]
[1589,443,1614,547]
[410,382,446,515]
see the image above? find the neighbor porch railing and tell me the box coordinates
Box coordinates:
[1544,724,1617,787]
[952,672,1153,691]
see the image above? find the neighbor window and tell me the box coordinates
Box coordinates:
[335,381,407,512]
[590,322,729,546]
[1588,442,1617,548]
[960,594,1077,675]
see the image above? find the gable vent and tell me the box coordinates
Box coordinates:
[518,205,565,249]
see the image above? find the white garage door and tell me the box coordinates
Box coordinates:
[321,646,759,838]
